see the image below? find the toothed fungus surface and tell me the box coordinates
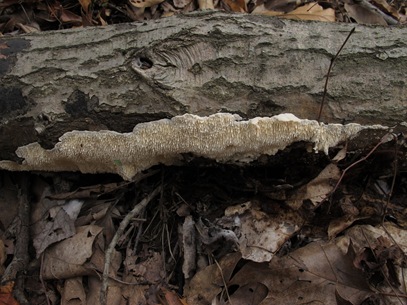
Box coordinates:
[0,113,386,180]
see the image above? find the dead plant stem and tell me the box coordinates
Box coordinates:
[100,185,161,305]
[317,27,355,122]
[330,133,392,202]
[213,255,233,305]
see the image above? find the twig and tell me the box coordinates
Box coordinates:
[328,133,393,212]
[317,27,355,122]
[358,0,399,25]
[213,255,233,305]
[100,185,161,305]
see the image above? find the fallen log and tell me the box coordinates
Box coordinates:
[0,11,406,177]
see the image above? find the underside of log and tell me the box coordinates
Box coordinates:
[0,11,406,175]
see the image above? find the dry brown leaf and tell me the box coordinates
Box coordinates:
[78,0,92,13]
[85,229,122,277]
[121,282,148,305]
[328,215,361,239]
[227,241,373,305]
[185,252,241,305]
[335,289,354,305]
[61,277,86,305]
[129,0,164,9]
[226,282,268,305]
[287,163,341,209]
[198,0,214,10]
[160,288,185,305]
[41,225,103,279]
[254,2,335,22]
[75,199,111,226]
[282,2,335,22]
[0,282,19,305]
[59,9,83,24]
[371,0,400,21]
[344,3,387,25]
[345,224,407,258]
[223,200,303,262]
[343,224,407,295]
[222,0,247,12]
[130,252,165,283]
[32,195,80,257]
[86,277,122,305]
[187,240,374,305]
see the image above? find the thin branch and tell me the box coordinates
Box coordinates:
[100,185,161,305]
[213,255,233,305]
[317,27,355,122]
[328,133,394,212]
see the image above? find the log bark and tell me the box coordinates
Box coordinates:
[0,11,406,164]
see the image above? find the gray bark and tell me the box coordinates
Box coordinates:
[0,11,406,161]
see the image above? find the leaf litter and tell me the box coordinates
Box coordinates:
[0,135,406,305]
[0,0,406,34]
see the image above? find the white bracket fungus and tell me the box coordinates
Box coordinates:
[0,113,386,180]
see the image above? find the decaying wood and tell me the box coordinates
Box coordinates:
[0,11,406,167]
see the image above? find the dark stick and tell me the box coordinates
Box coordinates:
[317,27,355,122]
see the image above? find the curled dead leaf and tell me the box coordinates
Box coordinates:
[254,2,335,22]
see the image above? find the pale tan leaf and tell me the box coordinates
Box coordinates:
[129,0,164,8]
[344,3,387,25]
[198,0,214,10]
[332,146,347,162]
[253,2,335,22]
[78,0,91,13]
[201,241,373,305]
[282,2,335,22]
[287,163,341,209]
[61,277,86,305]
[15,22,40,33]
[41,225,103,279]
[230,201,303,262]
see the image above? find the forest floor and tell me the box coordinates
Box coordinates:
[1,0,407,304]
[0,137,407,304]
[0,0,406,35]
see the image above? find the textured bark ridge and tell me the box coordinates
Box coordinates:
[0,11,406,171]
